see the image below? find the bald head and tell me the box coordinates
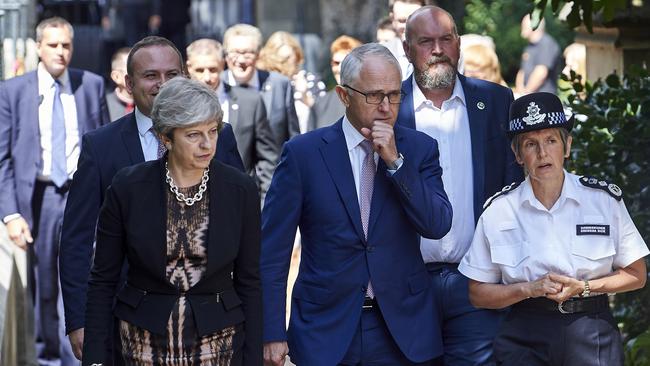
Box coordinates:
[405,6,458,44]
[403,5,460,92]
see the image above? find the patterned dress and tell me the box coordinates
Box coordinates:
[119,184,240,365]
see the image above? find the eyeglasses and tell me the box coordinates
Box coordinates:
[343,84,403,105]
[227,49,258,60]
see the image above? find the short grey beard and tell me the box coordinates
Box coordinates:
[414,64,456,90]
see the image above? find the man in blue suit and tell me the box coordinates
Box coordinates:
[58,36,244,362]
[398,6,524,365]
[262,43,452,366]
[0,17,110,365]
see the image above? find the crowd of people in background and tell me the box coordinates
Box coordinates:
[0,0,641,366]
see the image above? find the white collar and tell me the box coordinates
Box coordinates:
[341,115,367,152]
[520,170,580,211]
[135,107,153,137]
[412,74,466,110]
[227,69,260,90]
[37,62,70,91]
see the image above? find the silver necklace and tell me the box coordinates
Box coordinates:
[165,161,209,206]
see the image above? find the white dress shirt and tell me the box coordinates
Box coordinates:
[413,76,475,264]
[459,171,650,284]
[342,116,378,204]
[226,69,260,90]
[135,107,159,162]
[37,63,80,180]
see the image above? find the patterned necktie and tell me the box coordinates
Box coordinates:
[359,139,376,298]
[150,127,166,159]
[50,80,67,187]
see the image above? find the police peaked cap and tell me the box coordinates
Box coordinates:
[506,92,574,139]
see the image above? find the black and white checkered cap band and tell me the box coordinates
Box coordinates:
[546,112,566,125]
[509,118,524,132]
[508,112,567,132]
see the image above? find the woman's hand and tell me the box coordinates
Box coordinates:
[546,273,584,303]
[525,273,563,298]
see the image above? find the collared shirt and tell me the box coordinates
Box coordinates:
[413,76,474,263]
[216,83,230,123]
[226,69,260,90]
[37,63,80,180]
[342,116,378,204]
[459,171,650,285]
[135,107,159,162]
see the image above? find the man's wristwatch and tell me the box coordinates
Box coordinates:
[580,280,591,297]
[387,153,404,170]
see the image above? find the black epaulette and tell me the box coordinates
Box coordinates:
[579,176,622,201]
[483,181,522,210]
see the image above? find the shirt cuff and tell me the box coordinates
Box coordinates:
[3,213,22,224]
[386,158,404,176]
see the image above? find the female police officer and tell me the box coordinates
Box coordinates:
[458,92,648,365]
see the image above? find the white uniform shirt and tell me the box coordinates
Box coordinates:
[459,171,649,284]
[37,63,80,180]
[413,76,475,264]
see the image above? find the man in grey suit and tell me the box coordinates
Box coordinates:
[308,35,362,131]
[222,24,300,151]
[106,47,134,121]
[187,38,278,197]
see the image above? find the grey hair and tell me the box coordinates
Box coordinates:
[151,77,224,138]
[511,127,570,160]
[339,43,402,86]
[404,6,459,44]
[36,17,74,42]
[186,38,224,64]
[223,24,263,52]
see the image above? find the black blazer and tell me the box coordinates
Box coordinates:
[82,158,262,365]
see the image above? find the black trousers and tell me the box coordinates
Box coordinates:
[494,300,623,366]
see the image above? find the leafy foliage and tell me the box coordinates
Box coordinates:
[563,67,650,341]
[531,0,627,32]
[626,329,650,366]
[464,0,574,83]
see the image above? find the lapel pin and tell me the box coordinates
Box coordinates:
[477,101,485,110]
[231,103,239,110]
[264,84,272,91]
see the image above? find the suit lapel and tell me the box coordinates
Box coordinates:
[459,75,486,220]
[367,127,405,236]
[145,160,169,279]
[205,162,236,275]
[258,70,273,114]
[257,70,270,91]
[226,87,240,127]
[119,113,145,164]
[68,69,88,138]
[25,73,40,146]
[397,76,416,129]
[319,121,365,241]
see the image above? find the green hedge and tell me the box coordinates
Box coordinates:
[563,68,650,351]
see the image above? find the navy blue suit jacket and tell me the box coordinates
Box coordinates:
[0,69,110,226]
[59,112,244,333]
[261,120,453,365]
[397,74,523,221]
